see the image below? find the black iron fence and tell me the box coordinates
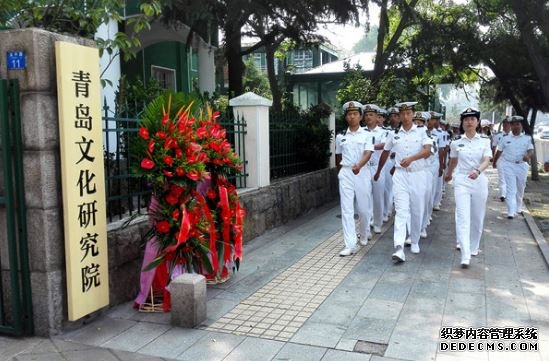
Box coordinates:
[270,107,336,180]
[269,109,308,180]
[102,103,247,222]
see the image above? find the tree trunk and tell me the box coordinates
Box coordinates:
[530,108,539,181]
[265,43,281,112]
[512,0,549,112]
[372,0,389,85]
[224,23,244,97]
[371,0,419,87]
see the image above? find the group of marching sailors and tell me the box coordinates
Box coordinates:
[335,101,533,268]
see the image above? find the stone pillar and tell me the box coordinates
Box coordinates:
[229,92,272,188]
[170,274,206,328]
[0,28,95,336]
[197,42,215,95]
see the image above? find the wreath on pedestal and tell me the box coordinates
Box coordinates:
[131,93,244,310]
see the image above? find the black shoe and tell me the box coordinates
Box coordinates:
[507,215,514,219]
[500,196,505,202]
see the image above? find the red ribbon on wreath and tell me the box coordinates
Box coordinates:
[218,185,231,263]
[193,191,219,273]
[233,201,244,261]
[164,205,190,254]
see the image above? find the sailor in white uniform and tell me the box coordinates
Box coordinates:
[383,107,400,221]
[374,102,432,262]
[491,116,511,201]
[335,101,374,256]
[444,107,492,268]
[363,104,389,234]
[430,111,448,211]
[413,111,435,238]
[493,116,534,219]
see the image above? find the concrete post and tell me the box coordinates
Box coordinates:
[170,274,206,328]
[197,42,215,95]
[229,92,272,188]
[0,28,96,336]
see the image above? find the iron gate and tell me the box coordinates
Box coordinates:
[0,78,33,336]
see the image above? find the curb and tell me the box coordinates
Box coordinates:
[524,212,549,269]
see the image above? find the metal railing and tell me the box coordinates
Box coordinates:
[0,79,33,336]
[270,110,308,180]
[103,103,150,223]
[103,103,247,222]
[218,109,248,188]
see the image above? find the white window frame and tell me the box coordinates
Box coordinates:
[151,65,177,91]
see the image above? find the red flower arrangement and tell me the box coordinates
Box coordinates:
[132,94,245,290]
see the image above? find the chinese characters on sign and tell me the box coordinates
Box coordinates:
[55,42,109,321]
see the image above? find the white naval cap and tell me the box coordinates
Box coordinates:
[430,111,443,118]
[362,103,381,113]
[342,101,364,114]
[510,115,524,122]
[388,106,399,115]
[460,107,480,120]
[378,107,388,116]
[501,116,511,123]
[395,101,418,111]
[480,119,492,127]
[413,111,430,122]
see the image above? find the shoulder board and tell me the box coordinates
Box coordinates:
[502,133,508,137]
[453,135,462,140]
[481,135,489,138]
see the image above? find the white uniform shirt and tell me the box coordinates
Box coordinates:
[384,124,432,171]
[435,128,450,148]
[335,127,374,166]
[491,132,508,149]
[450,133,492,174]
[427,128,441,166]
[496,133,534,163]
[365,126,389,166]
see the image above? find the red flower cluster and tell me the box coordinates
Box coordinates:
[133,95,245,281]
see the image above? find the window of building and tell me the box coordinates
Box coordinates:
[292,50,313,73]
[151,65,176,91]
[253,53,266,73]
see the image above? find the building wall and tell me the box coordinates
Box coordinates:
[124,41,191,93]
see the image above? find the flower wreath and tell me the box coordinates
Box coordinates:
[132,93,244,309]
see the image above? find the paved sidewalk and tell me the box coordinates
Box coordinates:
[3,169,549,361]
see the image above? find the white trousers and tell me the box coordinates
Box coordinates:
[369,164,385,228]
[433,169,443,208]
[339,167,372,248]
[422,166,435,231]
[497,161,507,198]
[502,161,528,217]
[384,157,395,217]
[454,173,488,261]
[392,168,427,248]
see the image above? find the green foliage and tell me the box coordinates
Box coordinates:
[115,76,164,115]
[296,103,334,169]
[0,0,162,74]
[336,63,372,105]
[271,103,333,173]
[243,56,272,99]
[336,62,426,110]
